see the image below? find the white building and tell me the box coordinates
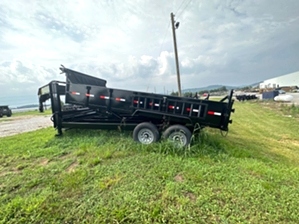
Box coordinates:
[259,71,299,89]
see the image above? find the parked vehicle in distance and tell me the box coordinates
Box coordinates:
[0,105,12,118]
[278,90,286,94]
[38,66,235,147]
[235,94,258,101]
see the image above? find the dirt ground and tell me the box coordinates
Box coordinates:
[0,115,52,138]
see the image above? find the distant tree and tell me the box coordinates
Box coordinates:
[209,86,226,93]
[170,91,178,96]
[198,90,208,94]
[183,92,193,97]
[218,86,227,92]
[239,86,252,91]
[172,86,229,98]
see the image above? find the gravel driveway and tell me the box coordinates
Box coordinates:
[0,115,53,138]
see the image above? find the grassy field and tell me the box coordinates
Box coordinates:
[1,102,299,223]
[12,109,52,116]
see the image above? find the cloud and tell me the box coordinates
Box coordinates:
[0,0,299,106]
[0,60,57,88]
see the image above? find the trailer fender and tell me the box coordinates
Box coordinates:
[133,122,160,144]
[163,125,192,147]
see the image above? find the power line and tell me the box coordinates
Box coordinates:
[175,0,188,15]
[146,0,192,93]
[176,0,193,20]
[146,21,171,92]
[158,21,171,56]
[157,0,193,61]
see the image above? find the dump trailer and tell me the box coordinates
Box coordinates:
[38,66,235,146]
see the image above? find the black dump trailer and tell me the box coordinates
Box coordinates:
[38,66,235,146]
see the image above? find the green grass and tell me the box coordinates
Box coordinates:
[280,103,299,118]
[0,102,299,223]
[255,100,299,119]
[13,109,52,116]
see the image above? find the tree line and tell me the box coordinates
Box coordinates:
[170,86,228,97]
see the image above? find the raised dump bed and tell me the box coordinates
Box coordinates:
[38,66,235,146]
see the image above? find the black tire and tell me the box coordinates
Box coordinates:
[163,125,192,147]
[133,122,160,144]
[7,111,12,117]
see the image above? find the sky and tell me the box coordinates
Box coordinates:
[0,0,299,106]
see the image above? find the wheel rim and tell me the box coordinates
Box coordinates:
[168,131,187,146]
[138,128,155,144]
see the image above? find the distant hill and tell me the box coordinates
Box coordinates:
[182,85,237,93]
[16,104,39,109]
[250,82,261,88]
[182,82,261,93]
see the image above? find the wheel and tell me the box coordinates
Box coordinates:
[133,122,160,144]
[163,125,192,147]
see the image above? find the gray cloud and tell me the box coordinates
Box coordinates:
[0,0,299,106]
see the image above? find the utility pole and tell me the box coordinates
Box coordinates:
[170,12,182,97]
